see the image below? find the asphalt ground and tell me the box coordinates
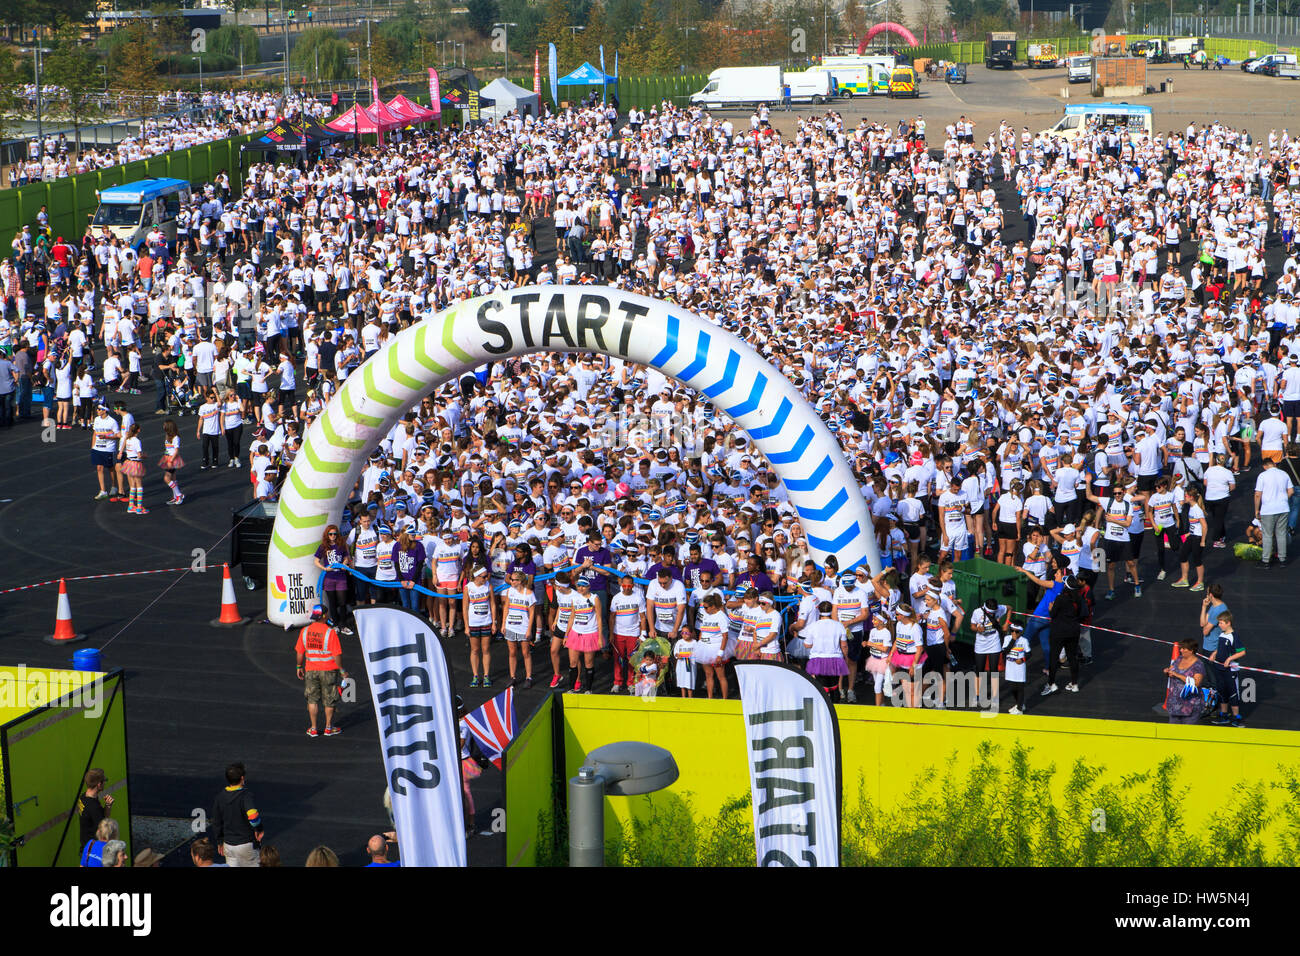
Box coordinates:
[5,91,1300,866]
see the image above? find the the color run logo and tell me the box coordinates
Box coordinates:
[273,573,315,618]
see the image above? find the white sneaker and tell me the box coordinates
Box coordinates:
[1156,570,1167,581]
[1065,682,1079,693]
[1008,705,1023,715]
[610,684,622,694]
[1040,683,1058,697]
[845,689,858,703]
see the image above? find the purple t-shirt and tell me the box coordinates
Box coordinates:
[396,541,426,582]
[317,544,349,588]
[574,545,613,589]
[646,562,684,584]
[736,570,775,594]
[506,558,537,582]
[684,558,721,591]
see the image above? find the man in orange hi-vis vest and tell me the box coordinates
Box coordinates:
[296,605,348,738]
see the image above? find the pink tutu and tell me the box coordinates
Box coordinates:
[865,656,891,676]
[120,460,146,478]
[565,629,602,653]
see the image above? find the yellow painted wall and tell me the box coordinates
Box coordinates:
[505,694,554,867]
[559,696,1300,850]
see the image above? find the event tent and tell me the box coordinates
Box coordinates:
[477,77,541,121]
[240,118,345,154]
[386,94,438,124]
[556,61,616,91]
[325,99,406,136]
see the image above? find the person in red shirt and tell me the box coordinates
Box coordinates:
[295,605,348,738]
[137,251,154,292]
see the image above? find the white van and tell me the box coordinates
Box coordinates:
[785,70,836,104]
[1041,103,1154,143]
[690,66,784,109]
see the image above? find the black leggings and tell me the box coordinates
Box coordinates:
[225,425,243,462]
[1206,498,1230,544]
[201,434,220,466]
[1048,629,1081,686]
[322,587,348,627]
[1154,527,1180,571]
[1006,680,1026,709]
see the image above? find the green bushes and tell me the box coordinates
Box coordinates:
[550,741,1300,866]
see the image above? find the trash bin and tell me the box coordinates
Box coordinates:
[231,499,279,590]
[950,556,1030,644]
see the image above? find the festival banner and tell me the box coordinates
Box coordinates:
[600,44,605,75]
[466,89,480,123]
[548,42,558,107]
[356,607,466,867]
[534,49,541,95]
[735,661,841,867]
[371,75,380,106]
[428,67,442,119]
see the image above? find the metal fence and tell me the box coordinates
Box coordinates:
[1172,14,1300,40]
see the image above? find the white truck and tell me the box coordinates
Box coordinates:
[1067,54,1092,82]
[690,66,784,109]
[784,70,836,104]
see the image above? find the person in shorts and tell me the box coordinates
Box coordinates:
[295,605,347,738]
[501,571,538,688]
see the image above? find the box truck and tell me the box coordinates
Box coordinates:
[812,54,895,96]
[690,66,784,109]
[985,32,1017,68]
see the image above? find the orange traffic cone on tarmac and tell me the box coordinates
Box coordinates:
[210,564,251,627]
[44,578,87,645]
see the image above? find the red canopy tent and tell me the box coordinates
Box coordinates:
[325,101,406,137]
[386,94,438,124]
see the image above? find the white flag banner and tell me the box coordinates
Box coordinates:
[356,607,466,867]
[735,661,841,867]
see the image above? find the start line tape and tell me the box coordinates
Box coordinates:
[0,566,191,596]
[1014,610,1300,680]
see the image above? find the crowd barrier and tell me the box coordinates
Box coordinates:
[0,132,259,256]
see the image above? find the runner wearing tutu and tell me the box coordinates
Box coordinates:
[565,577,604,694]
[158,418,186,505]
[801,600,850,701]
[693,592,733,699]
[889,604,927,708]
[864,611,896,706]
[119,422,148,515]
[728,587,766,661]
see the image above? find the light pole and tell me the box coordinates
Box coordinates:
[32,27,43,146]
[494,21,517,77]
[281,0,291,99]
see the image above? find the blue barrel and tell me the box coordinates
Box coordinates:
[73,648,102,672]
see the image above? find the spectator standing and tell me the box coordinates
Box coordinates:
[76,768,114,847]
[1255,457,1294,568]
[209,762,265,867]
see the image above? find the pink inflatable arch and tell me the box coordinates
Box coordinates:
[857,22,919,54]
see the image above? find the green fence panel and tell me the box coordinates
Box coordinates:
[168,148,190,184]
[121,160,147,184]
[75,175,98,229]
[46,178,76,240]
[0,190,17,250]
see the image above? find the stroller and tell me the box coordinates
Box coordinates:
[165,375,202,416]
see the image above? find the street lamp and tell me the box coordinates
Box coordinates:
[32,27,43,146]
[569,742,679,867]
[494,21,517,77]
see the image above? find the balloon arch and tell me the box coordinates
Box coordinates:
[857,22,919,54]
[265,286,882,626]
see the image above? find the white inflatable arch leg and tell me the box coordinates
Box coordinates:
[266,286,881,625]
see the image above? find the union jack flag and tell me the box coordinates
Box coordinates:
[463,687,516,770]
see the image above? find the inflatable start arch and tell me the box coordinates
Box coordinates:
[857,22,919,54]
[267,286,880,626]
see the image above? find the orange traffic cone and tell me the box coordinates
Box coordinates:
[44,578,87,645]
[210,564,251,627]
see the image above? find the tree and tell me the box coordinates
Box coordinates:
[42,20,101,154]
[111,22,162,114]
[0,0,96,26]
[0,46,25,149]
[206,25,260,62]
[292,27,354,81]
[466,0,500,37]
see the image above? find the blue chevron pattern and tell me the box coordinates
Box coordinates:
[748,396,792,440]
[783,454,833,492]
[640,307,874,574]
[805,522,863,554]
[724,373,767,419]
[701,350,740,399]
[648,314,680,368]
[795,487,849,523]
[677,330,711,383]
[767,425,814,465]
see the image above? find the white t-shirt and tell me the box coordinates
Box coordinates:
[1258,417,1288,452]
[1257,467,1294,516]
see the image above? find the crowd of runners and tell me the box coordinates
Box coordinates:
[2,91,1299,718]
